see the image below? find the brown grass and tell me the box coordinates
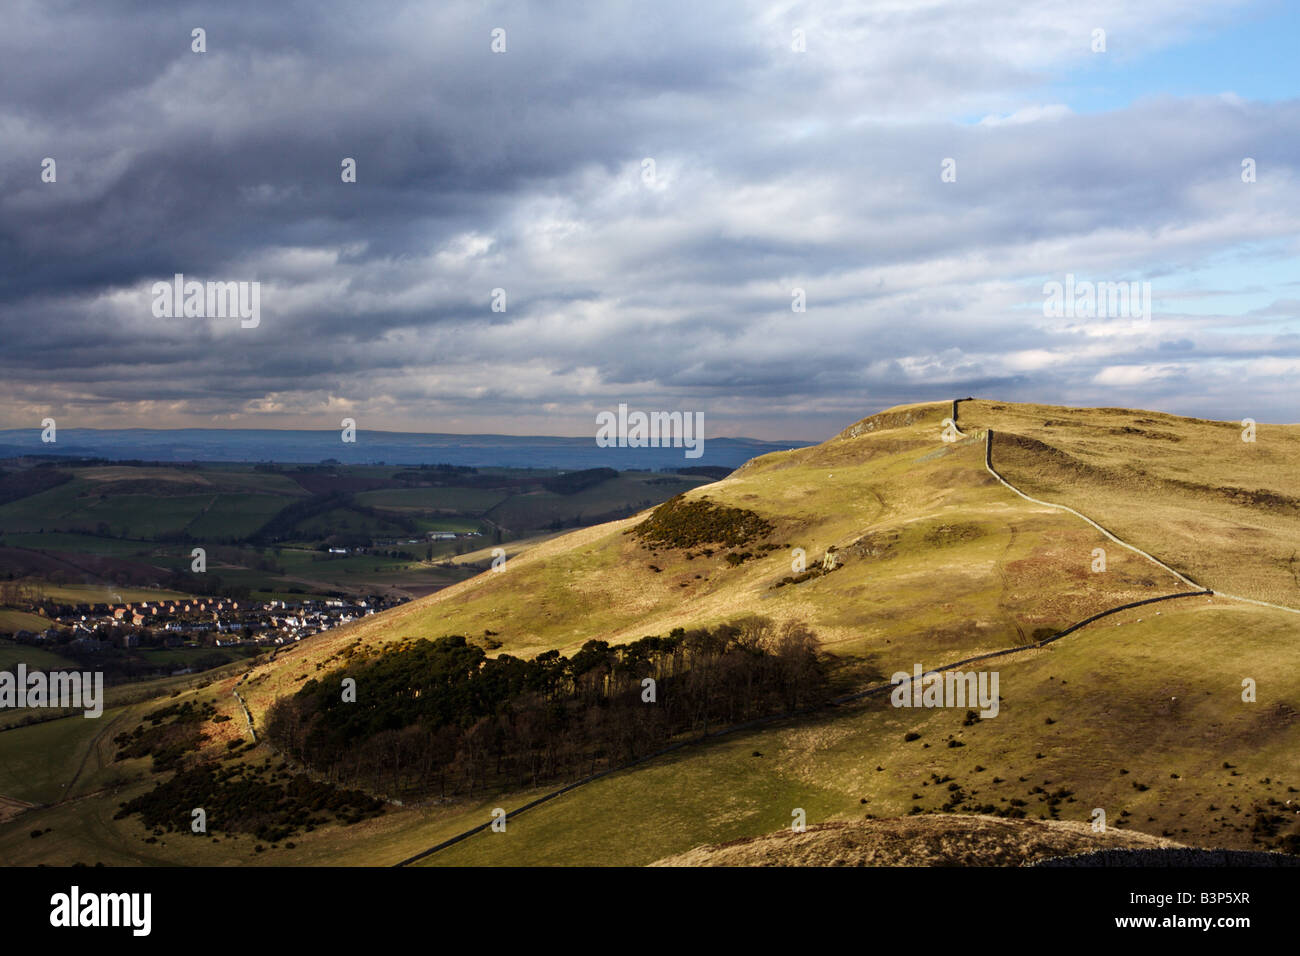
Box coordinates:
[650,814,1182,866]
[960,399,1300,605]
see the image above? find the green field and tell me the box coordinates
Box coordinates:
[137,646,260,668]
[0,639,77,669]
[42,583,192,604]
[355,487,510,512]
[184,494,299,539]
[0,610,49,634]
[0,532,156,556]
[0,709,117,805]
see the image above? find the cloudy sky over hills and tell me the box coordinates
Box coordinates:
[2,0,1297,440]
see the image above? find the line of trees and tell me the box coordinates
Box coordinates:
[0,579,46,605]
[265,617,827,799]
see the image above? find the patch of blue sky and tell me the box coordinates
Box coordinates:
[958,0,1297,123]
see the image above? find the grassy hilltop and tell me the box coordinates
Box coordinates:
[2,399,1298,867]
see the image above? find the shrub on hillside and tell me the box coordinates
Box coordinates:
[113,762,384,841]
[628,495,773,551]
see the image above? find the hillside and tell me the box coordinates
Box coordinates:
[236,399,1202,724]
[650,815,1183,867]
[3,398,1298,867]
[958,399,1300,607]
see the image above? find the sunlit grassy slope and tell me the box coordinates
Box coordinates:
[417,599,1299,865]
[3,398,1297,866]
[235,401,1191,726]
[960,399,1300,607]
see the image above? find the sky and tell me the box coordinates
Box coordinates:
[1,0,1297,441]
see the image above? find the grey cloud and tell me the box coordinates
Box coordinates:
[0,0,1295,438]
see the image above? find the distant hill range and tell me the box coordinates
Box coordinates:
[0,428,810,471]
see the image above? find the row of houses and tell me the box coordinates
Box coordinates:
[12,594,407,650]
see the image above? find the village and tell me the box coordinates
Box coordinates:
[3,592,409,654]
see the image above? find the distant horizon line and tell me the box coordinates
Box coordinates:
[2,398,1290,443]
[0,424,814,445]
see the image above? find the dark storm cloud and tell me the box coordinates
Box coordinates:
[1,0,1296,438]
